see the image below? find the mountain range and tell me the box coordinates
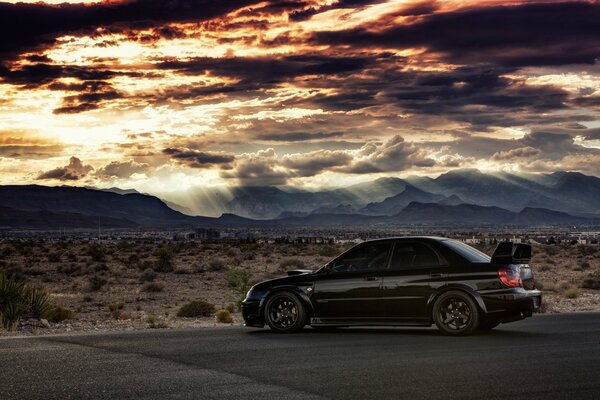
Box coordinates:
[0,169,599,229]
[220,169,600,219]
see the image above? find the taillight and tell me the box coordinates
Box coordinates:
[498,267,522,288]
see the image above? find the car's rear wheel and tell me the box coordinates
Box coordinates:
[264,292,306,333]
[433,291,479,336]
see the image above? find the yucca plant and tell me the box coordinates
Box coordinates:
[26,286,50,319]
[0,271,52,330]
[0,272,27,329]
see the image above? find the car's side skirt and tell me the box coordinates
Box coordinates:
[310,317,431,327]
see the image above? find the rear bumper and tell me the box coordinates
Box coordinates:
[241,300,264,327]
[481,289,542,323]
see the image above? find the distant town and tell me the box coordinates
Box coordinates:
[2,226,598,247]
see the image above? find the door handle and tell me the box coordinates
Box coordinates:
[430,272,444,278]
[363,275,378,281]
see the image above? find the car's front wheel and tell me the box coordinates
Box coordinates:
[433,291,479,336]
[264,291,306,333]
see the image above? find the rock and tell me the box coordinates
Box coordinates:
[23,318,50,328]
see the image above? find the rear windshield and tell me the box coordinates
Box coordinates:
[442,240,491,263]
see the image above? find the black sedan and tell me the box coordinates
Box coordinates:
[242,237,541,335]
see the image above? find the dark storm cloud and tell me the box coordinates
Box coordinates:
[53,89,123,114]
[314,2,600,67]
[0,0,261,60]
[290,0,393,21]
[157,55,373,82]
[0,63,142,90]
[37,156,93,181]
[254,131,344,142]
[163,148,235,168]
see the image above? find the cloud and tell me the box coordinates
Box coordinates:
[0,0,260,60]
[163,148,235,168]
[37,156,93,181]
[281,150,353,176]
[0,134,64,159]
[94,160,150,179]
[314,2,600,67]
[254,131,344,142]
[220,135,436,185]
[220,148,290,186]
[340,135,436,173]
[491,146,540,161]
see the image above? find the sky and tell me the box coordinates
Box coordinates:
[1,0,600,196]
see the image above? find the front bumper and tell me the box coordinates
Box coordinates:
[241,300,264,327]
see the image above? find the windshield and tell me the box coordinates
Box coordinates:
[442,240,491,263]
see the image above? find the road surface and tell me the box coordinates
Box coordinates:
[2,313,600,399]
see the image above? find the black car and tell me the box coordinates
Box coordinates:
[242,237,541,335]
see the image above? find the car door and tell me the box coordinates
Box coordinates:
[312,241,392,323]
[381,241,447,321]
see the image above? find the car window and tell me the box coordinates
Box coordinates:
[389,242,441,269]
[441,240,491,263]
[330,242,391,272]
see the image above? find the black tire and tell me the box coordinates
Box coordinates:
[264,291,306,333]
[433,291,480,336]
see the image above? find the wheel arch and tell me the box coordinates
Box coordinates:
[427,284,488,320]
[259,285,315,319]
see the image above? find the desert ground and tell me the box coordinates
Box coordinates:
[1,239,599,336]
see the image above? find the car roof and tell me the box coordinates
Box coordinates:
[361,236,449,243]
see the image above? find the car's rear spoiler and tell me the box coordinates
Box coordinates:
[491,242,532,264]
[286,269,314,276]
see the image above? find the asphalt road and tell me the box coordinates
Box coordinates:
[2,313,600,400]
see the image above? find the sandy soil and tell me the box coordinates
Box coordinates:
[1,240,599,336]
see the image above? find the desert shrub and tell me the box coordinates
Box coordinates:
[154,248,174,272]
[208,258,226,271]
[93,263,110,272]
[0,272,50,329]
[66,252,77,262]
[58,263,82,276]
[581,271,600,289]
[46,305,75,323]
[142,282,164,293]
[174,268,191,275]
[87,244,105,262]
[126,253,140,267]
[278,258,306,271]
[226,268,252,307]
[318,246,340,257]
[563,287,581,299]
[581,261,591,270]
[139,268,156,282]
[146,314,157,324]
[108,302,125,312]
[87,275,107,292]
[47,252,62,263]
[177,300,215,318]
[138,260,154,271]
[225,303,236,313]
[216,309,233,323]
